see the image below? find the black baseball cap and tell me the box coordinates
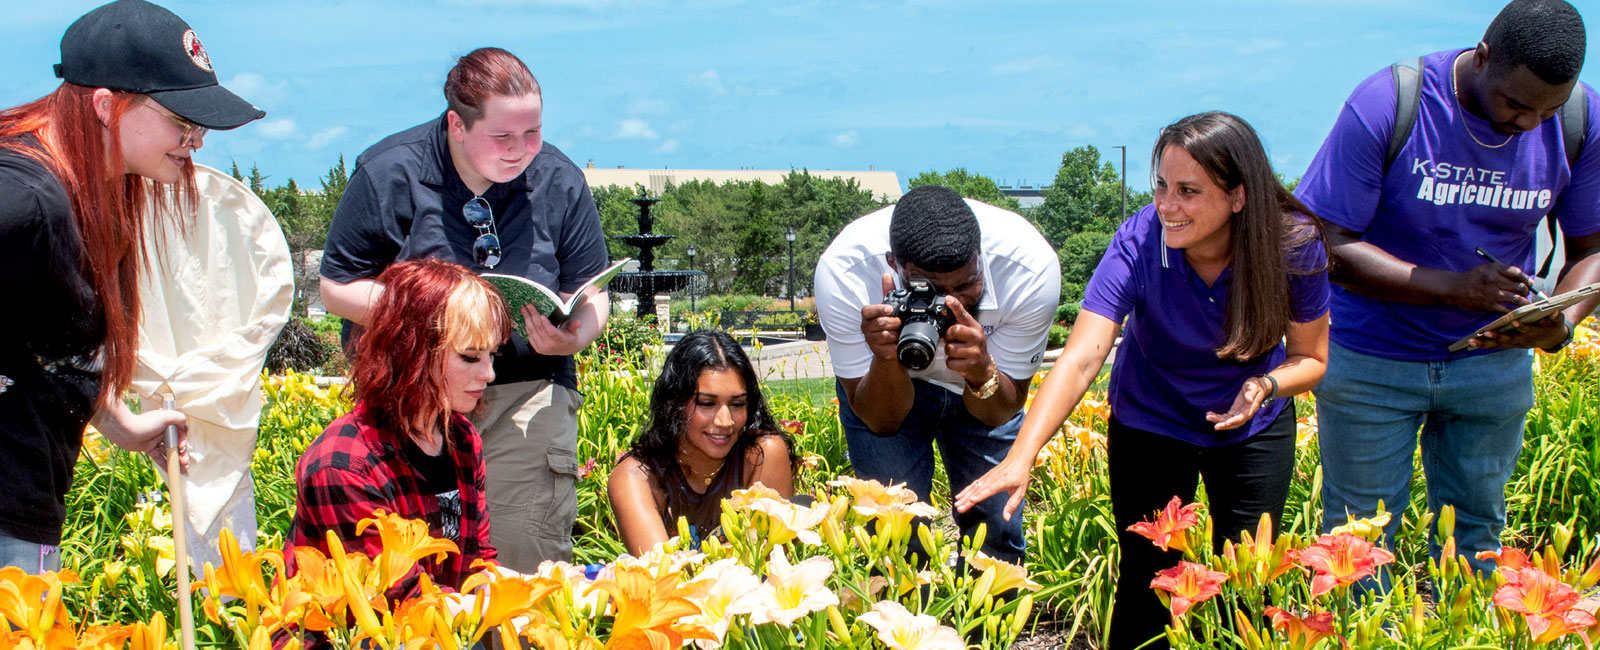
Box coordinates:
[54,0,265,130]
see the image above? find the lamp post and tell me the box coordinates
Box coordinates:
[686,244,697,312]
[785,227,797,311]
[1112,145,1128,221]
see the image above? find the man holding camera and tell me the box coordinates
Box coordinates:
[815,185,1060,561]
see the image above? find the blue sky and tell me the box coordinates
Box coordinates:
[4,1,1597,194]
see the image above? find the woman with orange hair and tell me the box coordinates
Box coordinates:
[285,258,511,604]
[0,0,263,573]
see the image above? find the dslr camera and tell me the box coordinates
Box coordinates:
[883,278,956,371]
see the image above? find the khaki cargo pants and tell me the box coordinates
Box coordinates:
[472,379,584,573]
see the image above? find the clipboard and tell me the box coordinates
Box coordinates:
[1448,282,1600,351]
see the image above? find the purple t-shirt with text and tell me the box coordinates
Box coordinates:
[1296,49,1600,361]
[1082,204,1330,447]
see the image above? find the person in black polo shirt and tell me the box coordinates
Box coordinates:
[319,47,610,571]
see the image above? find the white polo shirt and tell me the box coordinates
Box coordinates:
[815,198,1061,395]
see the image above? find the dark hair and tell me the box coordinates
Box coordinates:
[444,47,540,127]
[351,258,511,442]
[1484,0,1586,84]
[889,185,982,273]
[626,329,797,471]
[1152,111,1326,361]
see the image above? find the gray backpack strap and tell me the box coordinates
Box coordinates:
[1385,57,1425,173]
[1538,83,1590,278]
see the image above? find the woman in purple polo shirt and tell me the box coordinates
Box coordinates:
[956,111,1330,649]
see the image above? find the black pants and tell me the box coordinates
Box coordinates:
[1105,405,1296,650]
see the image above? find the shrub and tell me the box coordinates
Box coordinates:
[264,317,328,373]
[1048,323,1069,349]
[1056,301,1080,326]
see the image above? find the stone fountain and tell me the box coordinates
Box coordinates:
[608,193,705,320]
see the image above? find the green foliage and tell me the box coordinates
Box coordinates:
[1055,301,1080,326]
[240,156,350,318]
[1058,230,1114,306]
[594,313,663,367]
[1048,324,1070,349]
[603,171,886,299]
[1032,145,1151,245]
[908,167,1022,212]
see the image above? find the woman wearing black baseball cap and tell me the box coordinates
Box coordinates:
[0,0,263,573]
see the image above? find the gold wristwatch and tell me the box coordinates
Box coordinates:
[970,364,1000,399]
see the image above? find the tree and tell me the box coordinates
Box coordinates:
[907,168,1021,212]
[1032,145,1150,245]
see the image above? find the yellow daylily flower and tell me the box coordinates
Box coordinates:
[967,551,1042,599]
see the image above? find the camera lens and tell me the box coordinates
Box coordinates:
[897,318,941,371]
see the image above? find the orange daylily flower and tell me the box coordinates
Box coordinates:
[585,563,711,650]
[279,545,350,632]
[76,625,135,650]
[459,565,564,649]
[725,483,784,510]
[126,613,176,650]
[857,600,965,650]
[777,419,805,435]
[827,476,918,515]
[0,567,78,643]
[1298,533,1396,597]
[729,547,838,627]
[1265,606,1337,650]
[1491,565,1598,645]
[1149,561,1228,617]
[356,511,461,591]
[1126,496,1202,554]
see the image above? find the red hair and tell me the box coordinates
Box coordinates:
[443,47,540,127]
[0,83,195,401]
[351,259,511,442]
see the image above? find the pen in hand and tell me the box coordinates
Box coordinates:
[1475,246,1551,301]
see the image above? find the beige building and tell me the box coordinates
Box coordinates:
[581,163,903,202]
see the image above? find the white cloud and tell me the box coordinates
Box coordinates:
[628,97,669,115]
[689,69,727,95]
[829,130,859,148]
[991,56,1055,75]
[222,72,289,106]
[254,118,298,140]
[655,139,679,154]
[616,118,659,140]
[307,126,348,149]
[1067,124,1097,140]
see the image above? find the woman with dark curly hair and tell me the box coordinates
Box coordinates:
[608,329,798,555]
[285,258,510,602]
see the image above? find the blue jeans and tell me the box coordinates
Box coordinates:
[0,534,60,573]
[836,379,1027,562]
[1315,342,1533,576]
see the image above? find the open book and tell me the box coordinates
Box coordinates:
[1448,281,1600,351]
[483,258,630,330]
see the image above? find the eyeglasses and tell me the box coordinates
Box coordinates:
[463,197,502,269]
[138,98,207,148]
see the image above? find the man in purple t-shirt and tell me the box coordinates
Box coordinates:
[1297,0,1600,575]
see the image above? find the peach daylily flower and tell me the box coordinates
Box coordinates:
[729,547,838,627]
[742,497,829,547]
[1265,606,1337,650]
[1491,565,1598,645]
[828,476,918,515]
[1126,496,1202,554]
[857,600,965,650]
[679,559,762,649]
[725,483,784,510]
[1297,533,1395,598]
[1149,561,1228,617]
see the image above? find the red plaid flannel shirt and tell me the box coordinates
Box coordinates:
[284,401,496,596]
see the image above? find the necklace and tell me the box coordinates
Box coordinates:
[678,452,724,488]
[1452,51,1515,149]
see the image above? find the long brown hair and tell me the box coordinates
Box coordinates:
[1153,111,1326,361]
[0,83,196,400]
